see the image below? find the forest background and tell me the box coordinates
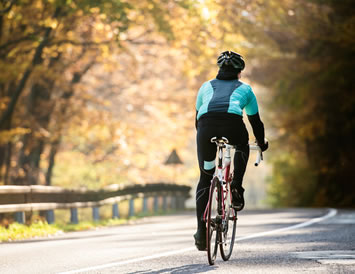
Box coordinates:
[0,0,354,208]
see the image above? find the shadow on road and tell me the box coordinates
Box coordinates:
[127,264,217,274]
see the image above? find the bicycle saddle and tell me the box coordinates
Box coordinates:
[210,137,229,144]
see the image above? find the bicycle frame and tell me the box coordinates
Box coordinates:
[203,137,263,265]
[203,139,262,225]
[203,140,234,224]
[216,144,232,182]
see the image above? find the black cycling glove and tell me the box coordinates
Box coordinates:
[258,139,269,152]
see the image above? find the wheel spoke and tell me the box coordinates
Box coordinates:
[220,183,237,261]
[207,178,220,265]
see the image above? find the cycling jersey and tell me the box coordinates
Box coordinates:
[194,76,266,238]
[196,79,258,120]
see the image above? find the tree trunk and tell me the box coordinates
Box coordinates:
[0,118,11,183]
[16,79,55,185]
[0,145,5,182]
[44,60,96,186]
[45,138,60,186]
[4,141,12,185]
[0,6,62,128]
[0,15,3,42]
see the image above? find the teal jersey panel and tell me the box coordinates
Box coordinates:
[244,90,258,115]
[229,82,259,116]
[196,81,214,120]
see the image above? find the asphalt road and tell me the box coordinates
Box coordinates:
[1,208,354,274]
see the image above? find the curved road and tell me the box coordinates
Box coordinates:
[1,208,354,273]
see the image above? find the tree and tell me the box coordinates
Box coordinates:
[249,0,355,206]
[0,0,203,187]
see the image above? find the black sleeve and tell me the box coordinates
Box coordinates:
[247,112,265,145]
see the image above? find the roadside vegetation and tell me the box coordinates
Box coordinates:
[0,221,60,242]
[0,210,176,242]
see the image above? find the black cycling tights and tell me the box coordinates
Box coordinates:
[196,117,249,232]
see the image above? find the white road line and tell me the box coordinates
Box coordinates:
[58,208,337,274]
[236,208,337,241]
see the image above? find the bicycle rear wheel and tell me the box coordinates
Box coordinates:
[207,177,220,265]
[220,181,237,261]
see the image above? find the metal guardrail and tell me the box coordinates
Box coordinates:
[0,183,191,224]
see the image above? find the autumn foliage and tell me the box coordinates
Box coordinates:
[0,0,354,207]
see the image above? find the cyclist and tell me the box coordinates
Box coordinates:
[194,51,268,250]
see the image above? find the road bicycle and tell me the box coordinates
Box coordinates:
[203,137,262,265]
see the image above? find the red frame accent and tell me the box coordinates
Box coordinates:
[203,162,237,223]
[224,165,230,182]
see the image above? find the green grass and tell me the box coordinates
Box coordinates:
[0,209,178,242]
[57,218,129,232]
[0,221,60,242]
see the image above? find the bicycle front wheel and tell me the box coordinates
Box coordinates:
[207,177,220,265]
[220,182,237,261]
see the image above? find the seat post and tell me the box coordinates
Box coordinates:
[218,146,223,169]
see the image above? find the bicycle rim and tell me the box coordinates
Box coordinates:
[220,182,237,261]
[207,177,220,265]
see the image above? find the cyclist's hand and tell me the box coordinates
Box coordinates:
[258,138,269,152]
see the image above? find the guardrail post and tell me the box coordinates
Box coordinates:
[171,196,177,210]
[92,207,100,222]
[129,199,135,217]
[14,212,25,224]
[162,196,167,211]
[153,196,159,212]
[46,210,55,224]
[143,197,148,213]
[177,196,184,209]
[70,208,79,224]
[112,203,120,219]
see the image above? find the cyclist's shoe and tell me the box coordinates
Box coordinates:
[193,229,207,251]
[232,186,245,211]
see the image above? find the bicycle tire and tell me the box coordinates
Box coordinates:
[220,181,237,261]
[207,177,220,265]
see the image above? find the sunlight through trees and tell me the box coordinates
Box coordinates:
[0,0,353,207]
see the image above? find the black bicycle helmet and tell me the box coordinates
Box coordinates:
[217,51,245,70]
